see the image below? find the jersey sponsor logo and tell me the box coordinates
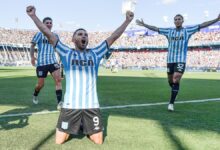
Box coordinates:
[42,39,49,44]
[71,59,94,66]
[171,35,184,41]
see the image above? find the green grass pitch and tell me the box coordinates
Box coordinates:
[0,67,220,150]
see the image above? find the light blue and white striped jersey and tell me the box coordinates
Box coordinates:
[32,32,58,66]
[55,40,109,109]
[159,25,199,63]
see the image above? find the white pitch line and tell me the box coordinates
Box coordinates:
[0,110,59,118]
[101,98,220,109]
[0,98,220,118]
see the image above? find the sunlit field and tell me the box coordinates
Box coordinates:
[1,67,220,150]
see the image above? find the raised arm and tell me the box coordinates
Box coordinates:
[106,11,134,47]
[26,6,58,46]
[199,13,220,29]
[136,19,159,32]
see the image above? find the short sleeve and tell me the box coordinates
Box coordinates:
[54,40,71,57]
[91,40,109,58]
[186,25,200,37]
[159,28,170,37]
[31,32,41,44]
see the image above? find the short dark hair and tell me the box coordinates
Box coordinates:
[174,14,184,20]
[73,28,87,37]
[43,17,52,23]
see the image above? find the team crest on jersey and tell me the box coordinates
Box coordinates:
[87,53,93,60]
[171,30,184,41]
[73,52,80,60]
[38,71,43,76]
[180,32,184,36]
[61,122,68,129]
[54,63,60,69]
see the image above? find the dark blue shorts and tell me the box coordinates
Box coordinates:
[167,63,186,74]
[36,63,60,78]
[57,108,103,135]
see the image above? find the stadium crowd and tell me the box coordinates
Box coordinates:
[105,48,220,70]
[0,27,220,69]
[0,27,219,47]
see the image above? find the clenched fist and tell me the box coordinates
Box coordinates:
[26,6,36,17]
[126,11,134,22]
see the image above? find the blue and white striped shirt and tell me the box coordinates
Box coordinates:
[55,40,109,109]
[32,32,58,66]
[159,25,199,63]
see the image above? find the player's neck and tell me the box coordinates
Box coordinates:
[176,26,183,29]
[75,47,88,52]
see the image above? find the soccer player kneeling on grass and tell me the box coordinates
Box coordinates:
[26,5,134,144]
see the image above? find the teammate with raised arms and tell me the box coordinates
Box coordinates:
[136,13,220,111]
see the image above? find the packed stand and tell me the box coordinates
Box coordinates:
[0,27,219,48]
[105,48,220,71]
[0,27,220,69]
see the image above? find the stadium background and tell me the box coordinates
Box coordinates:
[0,21,219,72]
[0,1,220,149]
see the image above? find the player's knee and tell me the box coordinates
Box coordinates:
[38,83,44,88]
[92,138,103,145]
[36,83,44,90]
[55,138,65,145]
[173,78,180,84]
[89,133,103,145]
[55,135,68,144]
[173,75,182,83]
[56,78,62,84]
[55,79,62,88]
[55,129,69,144]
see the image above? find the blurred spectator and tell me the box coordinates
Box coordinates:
[0,28,219,47]
[0,27,220,69]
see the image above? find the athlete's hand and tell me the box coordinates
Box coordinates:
[136,19,145,27]
[31,57,36,66]
[126,11,134,22]
[26,6,36,17]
